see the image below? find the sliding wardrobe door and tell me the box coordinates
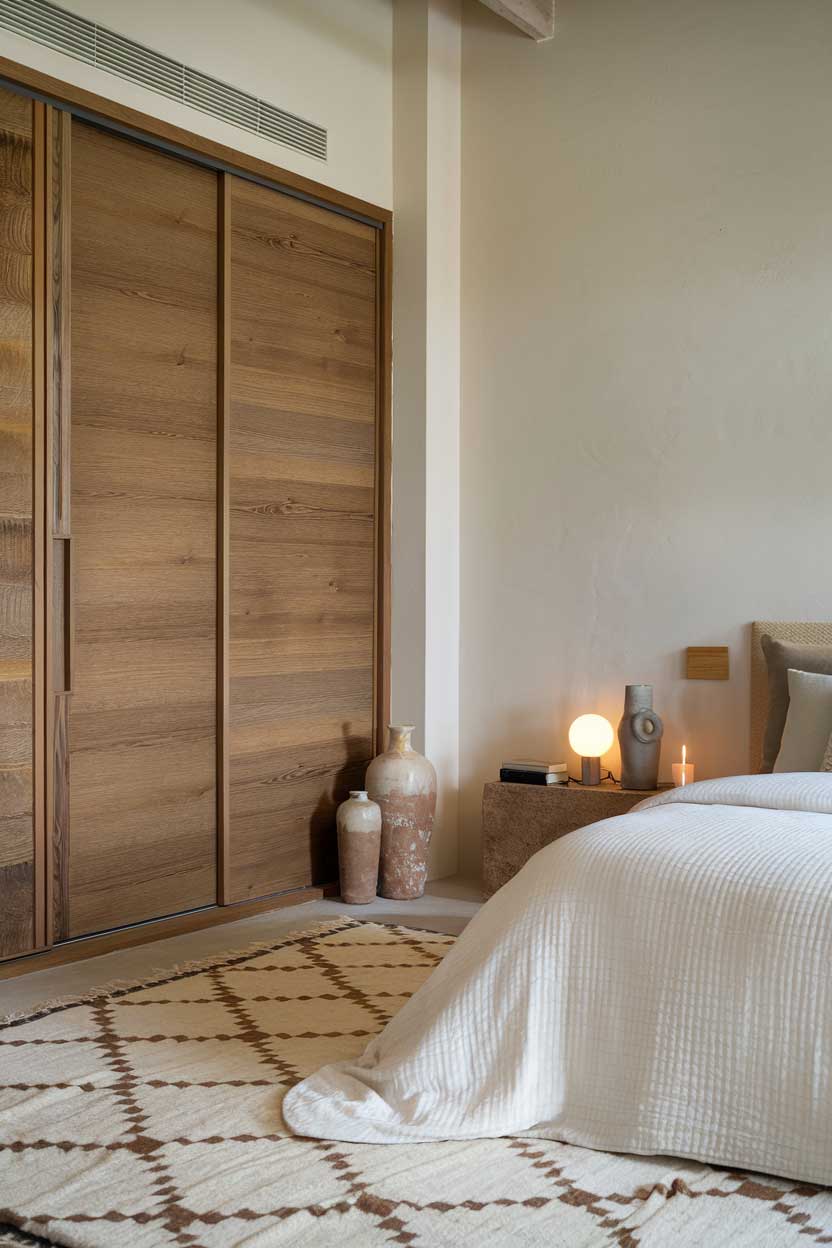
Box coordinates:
[227,179,377,901]
[0,87,41,958]
[65,124,217,936]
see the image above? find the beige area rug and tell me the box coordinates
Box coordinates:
[1,916,831,1248]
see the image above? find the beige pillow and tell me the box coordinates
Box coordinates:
[822,733,832,773]
[760,636,832,771]
[774,669,832,772]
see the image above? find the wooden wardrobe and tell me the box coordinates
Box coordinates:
[0,73,390,969]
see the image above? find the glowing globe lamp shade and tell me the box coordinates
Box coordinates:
[568,714,614,757]
[568,714,614,786]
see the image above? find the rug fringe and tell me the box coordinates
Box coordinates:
[0,916,361,1026]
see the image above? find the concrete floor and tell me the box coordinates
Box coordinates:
[1,876,483,1018]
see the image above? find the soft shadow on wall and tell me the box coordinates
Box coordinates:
[459,0,832,877]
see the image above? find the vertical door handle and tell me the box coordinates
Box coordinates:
[56,537,72,695]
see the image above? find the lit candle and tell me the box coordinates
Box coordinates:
[672,744,695,787]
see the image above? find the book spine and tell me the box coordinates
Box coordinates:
[500,769,568,785]
[501,763,567,774]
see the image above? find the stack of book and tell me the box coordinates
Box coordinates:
[499,761,568,786]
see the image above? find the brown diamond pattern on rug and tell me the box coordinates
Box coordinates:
[1,917,831,1248]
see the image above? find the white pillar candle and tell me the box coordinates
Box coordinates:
[672,744,694,787]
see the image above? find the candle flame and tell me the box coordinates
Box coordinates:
[682,743,686,766]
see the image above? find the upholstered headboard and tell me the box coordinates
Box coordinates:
[750,621,832,772]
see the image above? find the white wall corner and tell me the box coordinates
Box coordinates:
[392,0,462,880]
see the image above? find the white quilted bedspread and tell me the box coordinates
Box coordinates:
[284,774,832,1184]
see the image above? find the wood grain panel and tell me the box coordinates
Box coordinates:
[67,123,218,937]
[0,86,36,959]
[45,106,71,945]
[51,691,69,940]
[32,101,46,950]
[228,178,377,902]
[375,224,392,754]
[217,175,230,903]
[49,108,71,538]
[686,646,730,681]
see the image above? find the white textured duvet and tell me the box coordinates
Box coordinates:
[283,775,832,1184]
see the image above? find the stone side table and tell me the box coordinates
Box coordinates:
[482,779,668,895]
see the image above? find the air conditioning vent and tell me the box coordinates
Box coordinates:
[0,0,328,161]
[185,69,259,133]
[95,27,183,102]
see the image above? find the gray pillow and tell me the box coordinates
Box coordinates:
[773,670,832,772]
[760,635,832,772]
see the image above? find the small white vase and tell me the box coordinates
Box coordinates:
[336,791,382,905]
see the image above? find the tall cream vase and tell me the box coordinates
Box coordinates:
[365,725,437,900]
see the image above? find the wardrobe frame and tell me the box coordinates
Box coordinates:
[0,55,392,979]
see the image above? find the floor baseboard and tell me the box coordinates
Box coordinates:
[0,884,337,980]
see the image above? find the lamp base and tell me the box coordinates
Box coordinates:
[580,756,601,786]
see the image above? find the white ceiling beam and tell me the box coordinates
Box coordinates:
[477,0,555,42]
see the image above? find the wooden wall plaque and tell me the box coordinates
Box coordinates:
[686,646,730,680]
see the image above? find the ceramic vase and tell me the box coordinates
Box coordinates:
[618,684,664,790]
[366,725,437,900]
[336,790,382,904]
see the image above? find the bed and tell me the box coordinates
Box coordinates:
[750,620,832,771]
[284,624,832,1185]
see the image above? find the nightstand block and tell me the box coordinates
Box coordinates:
[482,779,667,895]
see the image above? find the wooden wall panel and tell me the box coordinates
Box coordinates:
[217,175,231,903]
[228,179,377,902]
[0,86,36,959]
[49,109,71,540]
[67,123,218,937]
[45,107,72,945]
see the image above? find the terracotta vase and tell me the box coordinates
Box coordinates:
[336,791,382,905]
[366,725,437,900]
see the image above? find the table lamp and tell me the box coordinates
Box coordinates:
[568,713,614,786]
